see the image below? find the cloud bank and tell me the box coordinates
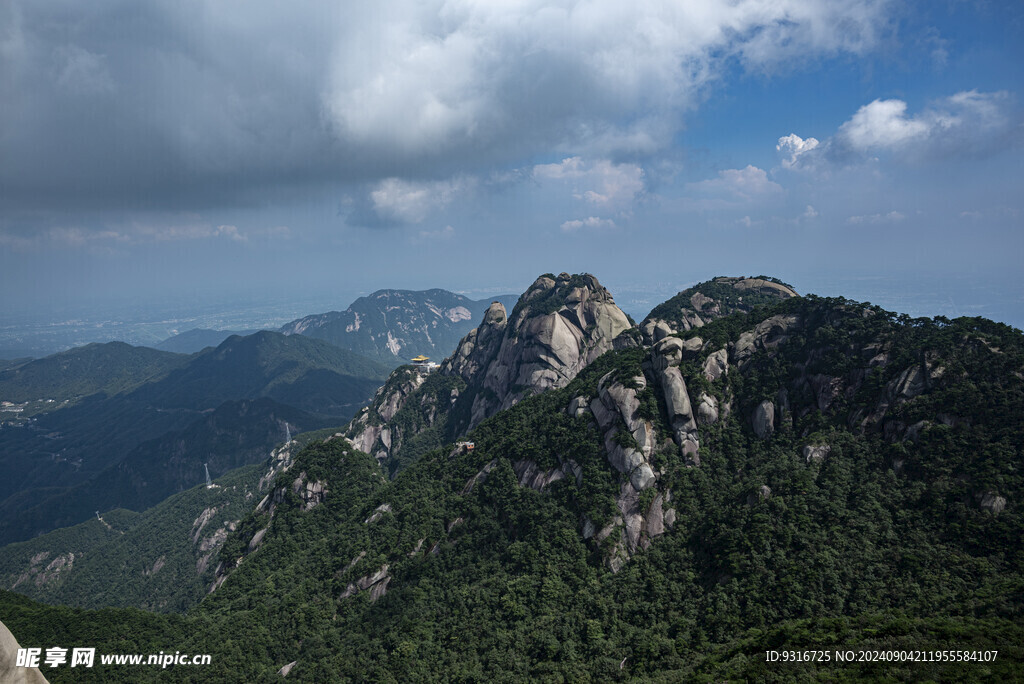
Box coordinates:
[1,0,894,218]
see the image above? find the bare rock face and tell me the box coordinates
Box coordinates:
[442,301,508,382]
[0,620,48,684]
[731,314,801,368]
[979,491,1007,514]
[513,460,566,491]
[747,485,772,505]
[648,338,702,465]
[591,371,657,486]
[803,444,831,463]
[641,276,798,345]
[344,368,425,462]
[703,348,729,382]
[458,273,634,431]
[340,564,391,601]
[696,393,719,426]
[753,400,775,439]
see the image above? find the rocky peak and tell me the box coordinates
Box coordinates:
[642,275,798,344]
[460,272,635,430]
[344,273,636,470]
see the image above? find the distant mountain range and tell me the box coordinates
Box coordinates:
[154,328,262,354]
[0,331,390,544]
[278,289,520,364]
[152,289,520,364]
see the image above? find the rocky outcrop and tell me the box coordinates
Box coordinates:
[0,620,48,684]
[11,552,76,590]
[344,369,425,463]
[442,302,508,383]
[340,564,391,602]
[803,444,831,463]
[647,336,700,465]
[641,276,798,344]
[364,503,392,524]
[752,400,775,439]
[590,371,658,489]
[459,273,634,431]
[600,485,677,573]
[731,314,801,369]
[979,492,1007,514]
[696,393,719,426]
[703,348,728,382]
[342,274,634,470]
[747,485,772,505]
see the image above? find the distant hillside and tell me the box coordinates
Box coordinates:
[0,463,264,613]
[0,398,315,545]
[0,331,391,543]
[280,289,519,364]
[154,328,262,354]
[131,330,390,415]
[0,342,189,403]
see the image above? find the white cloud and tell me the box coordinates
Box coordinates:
[846,210,905,224]
[560,216,616,232]
[534,157,644,209]
[416,225,456,241]
[1,0,896,213]
[802,204,819,220]
[776,134,820,169]
[785,90,1018,168]
[689,165,782,200]
[369,176,474,224]
[837,99,931,150]
[215,224,248,242]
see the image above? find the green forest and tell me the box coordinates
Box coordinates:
[2,293,1022,682]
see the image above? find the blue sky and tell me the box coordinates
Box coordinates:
[1,0,1022,327]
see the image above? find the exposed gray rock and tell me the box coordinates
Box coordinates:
[696,393,719,425]
[645,493,666,537]
[803,444,831,463]
[753,400,775,439]
[462,459,498,494]
[747,485,772,505]
[248,528,267,551]
[582,518,596,539]
[630,464,657,491]
[680,337,704,359]
[567,395,591,418]
[659,366,696,433]
[342,551,366,574]
[462,274,634,430]
[651,337,683,370]
[731,314,801,367]
[364,503,392,524]
[703,348,728,382]
[980,492,1007,514]
[368,577,391,602]
[809,374,844,411]
[1,619,49,684]
[513,460,565,491]
[278,661,297,677]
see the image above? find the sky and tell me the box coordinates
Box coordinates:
[1,0,1022,328]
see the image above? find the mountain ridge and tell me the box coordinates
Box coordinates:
[280,288,519,364]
